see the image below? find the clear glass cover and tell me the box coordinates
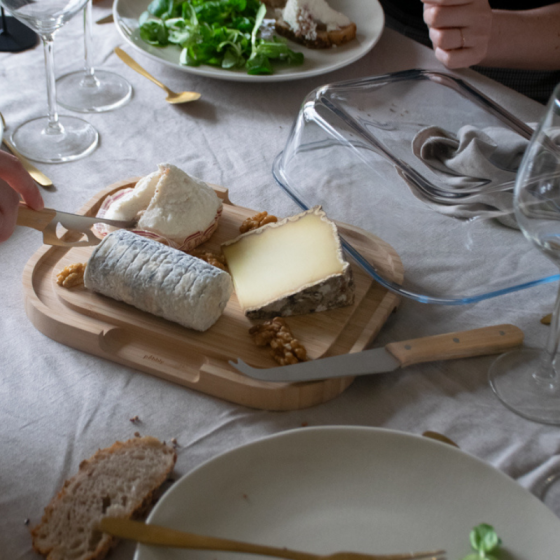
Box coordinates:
[273,69,559,304]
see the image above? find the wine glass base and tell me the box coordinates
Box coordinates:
[11,116,99,163]
[56,70,132,113]
[489,348,560,425]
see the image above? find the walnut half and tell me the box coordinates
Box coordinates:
[249,317,307,366]
[239,211,278,234]
[189,249,229,272]
[57,263,86,288]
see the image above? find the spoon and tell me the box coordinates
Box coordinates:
[114,47,201,104]
[99,518,446,560]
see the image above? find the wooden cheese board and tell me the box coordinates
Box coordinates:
[22,179,404,410]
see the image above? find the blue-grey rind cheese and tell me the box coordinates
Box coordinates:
[84,230,233,332]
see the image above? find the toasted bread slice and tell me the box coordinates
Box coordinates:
[275,16,356,48]
[30,436,177,560]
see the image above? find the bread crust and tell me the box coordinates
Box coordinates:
[275,17,357,49]
[30,436,177,560]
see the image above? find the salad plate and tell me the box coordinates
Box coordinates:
[113,0,385,83]
[136,426,560,560]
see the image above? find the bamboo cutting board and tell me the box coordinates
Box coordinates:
[22,179,403,410]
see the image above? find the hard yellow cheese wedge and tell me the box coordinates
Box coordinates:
[222,207,355,319]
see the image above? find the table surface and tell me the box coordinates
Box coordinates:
[1,2,559,557]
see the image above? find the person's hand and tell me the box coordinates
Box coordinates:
[0,151,44,242]
[422,0,493,69]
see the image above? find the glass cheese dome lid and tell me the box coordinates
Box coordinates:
[272,69,559,305]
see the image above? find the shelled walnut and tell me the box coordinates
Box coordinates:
[239,211,278,233]
[189,249,229,272]
[249,317,307,366]
[57,263,86,288]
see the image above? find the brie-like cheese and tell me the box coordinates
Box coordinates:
[104,163,222,248]
[222,207,354,319]
[84,230,233,332]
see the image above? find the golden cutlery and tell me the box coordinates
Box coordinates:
[114,47,201,104]
[422,431,459,448]
[99,518,445,560]
[95,13,114,24]
[0,112,53,187]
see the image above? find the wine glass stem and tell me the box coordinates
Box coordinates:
[42,33,63,135]
[535,282,560,388]
[81,0,98,85]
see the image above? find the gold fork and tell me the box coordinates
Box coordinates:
[0,112,53,187]
[99,518,445,560]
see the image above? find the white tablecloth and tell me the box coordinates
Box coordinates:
[1,2,559,558]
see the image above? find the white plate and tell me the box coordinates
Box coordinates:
[137,426,560,560]
[113,0,384,82]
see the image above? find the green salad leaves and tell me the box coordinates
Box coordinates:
[139,0,304,75]
[461,524,502,560]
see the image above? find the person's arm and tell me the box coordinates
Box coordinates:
[422,0,560,70]
[0,152,44,242]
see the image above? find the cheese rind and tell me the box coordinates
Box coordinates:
[84,230,233,331]
[222,207,354,320]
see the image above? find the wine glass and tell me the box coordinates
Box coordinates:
[56,0,132,112]
[488,83,560,425]
[0,0,98,163]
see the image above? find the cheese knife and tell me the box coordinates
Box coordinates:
[17,202,135,247]
[230,324,524,382]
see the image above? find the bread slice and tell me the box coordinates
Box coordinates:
[30,436,177,560]
[275,17,356,48]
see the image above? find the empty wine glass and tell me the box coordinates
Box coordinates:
[488,83,560,425]
[0,0,98,163]
[56,0,132,112]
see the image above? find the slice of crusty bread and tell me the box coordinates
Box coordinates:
[275,17,356,49]
[30,436,177,560]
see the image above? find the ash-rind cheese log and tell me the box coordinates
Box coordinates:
[84,229,233,332]
[222,206,355,320]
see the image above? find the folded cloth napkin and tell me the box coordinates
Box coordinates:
[409,124,532,228]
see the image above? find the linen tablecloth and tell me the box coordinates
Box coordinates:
[1,2,558,557]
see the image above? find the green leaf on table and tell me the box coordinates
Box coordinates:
[461,524,502,560]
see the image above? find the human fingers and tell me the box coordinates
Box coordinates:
[0,178,21,242]
[0,151,44,210]
[423,2,489,30]
[433,45,484,68]
[429,26,466,51]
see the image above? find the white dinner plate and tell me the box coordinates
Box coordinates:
[113,0,384,82]
[136,426,560,560]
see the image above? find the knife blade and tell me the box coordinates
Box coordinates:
[17,202,136,247]
[230,324,524,382]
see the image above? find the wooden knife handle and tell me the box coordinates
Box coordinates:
[385,324,524,368]
[17,202,56,232]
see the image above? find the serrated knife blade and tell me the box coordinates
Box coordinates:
[230,324,524,383]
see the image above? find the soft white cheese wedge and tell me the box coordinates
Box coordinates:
[222,206,354,319]
[104,163,222,249]
[103,171,160,222]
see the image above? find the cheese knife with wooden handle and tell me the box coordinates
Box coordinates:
[230,324,524,382]
[16,202,135,247]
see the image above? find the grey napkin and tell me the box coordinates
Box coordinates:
[409,124,531,228]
